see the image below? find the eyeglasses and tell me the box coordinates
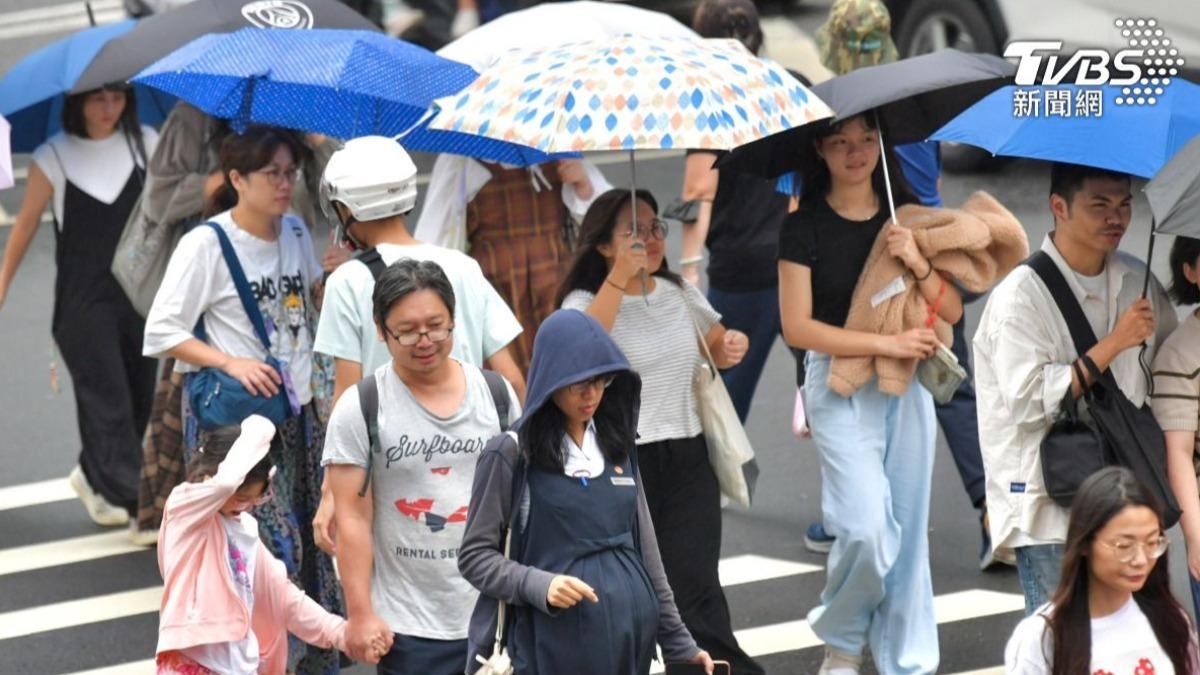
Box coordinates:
[567,374,616,395]
[231,486,273,509]
[1097,535,1169,564]
[384,324,454,347]
[255,167,300,186]
[615,219,669,241]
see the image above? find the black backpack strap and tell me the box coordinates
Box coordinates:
[1025,251,1101,357]
[356,247,387,282]
[356,374,380,497]
[481,369,512,432]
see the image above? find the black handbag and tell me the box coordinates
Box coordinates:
[1027,252,1181,526]
[1040,361,1109,506]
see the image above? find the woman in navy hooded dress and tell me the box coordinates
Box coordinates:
[459,309,714,675]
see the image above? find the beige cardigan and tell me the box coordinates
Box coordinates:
[828,191,1029,398]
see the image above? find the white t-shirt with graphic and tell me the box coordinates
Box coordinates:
[182,514,260,674]
[321,361,520,640]
[1005,599,1176,674]
[144,210,323,404]
[313,242,522,374]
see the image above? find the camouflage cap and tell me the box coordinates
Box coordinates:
[817,0,901,75]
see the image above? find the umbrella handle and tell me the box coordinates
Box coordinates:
[1141,220,1156,299]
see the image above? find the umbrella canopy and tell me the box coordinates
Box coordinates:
[134,28,475,137]
[1145,134,1200,238]
[0,19,175,153]
[717,49,1015,178]
[0,115,12,189]
[427,35,832,153]
[437,1,697,71]
[74,0,377,95]
[931,81,1200,179]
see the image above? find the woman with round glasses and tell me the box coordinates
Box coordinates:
[460,308,714,674]
[1005,467,1198,674]
[556,189,759,674]
[323,259,521,674]
[144,126,342,674]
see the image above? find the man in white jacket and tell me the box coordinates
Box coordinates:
[974,162,1177,615]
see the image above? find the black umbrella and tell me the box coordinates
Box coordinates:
[73,0,379,93]
[716,49,1015,179]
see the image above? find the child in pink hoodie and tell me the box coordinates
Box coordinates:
[155,415,383,674]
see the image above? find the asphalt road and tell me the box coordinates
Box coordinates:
[0,1,1193,673]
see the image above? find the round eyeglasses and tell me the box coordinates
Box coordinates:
[615,219,669,241]
[1097,535,1169,564]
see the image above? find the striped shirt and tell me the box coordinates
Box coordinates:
[1152,311,1200,464]
[563,279,721,445]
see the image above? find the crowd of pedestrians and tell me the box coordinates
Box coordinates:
[5,0,1200,674]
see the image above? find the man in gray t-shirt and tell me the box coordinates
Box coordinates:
[323,259,519,671]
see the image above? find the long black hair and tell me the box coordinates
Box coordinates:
[185,425,278,490]
[798,113,917,209]
[62,85,148,169]
[555,188,682,305]
[1044,467,1193,675]
[203,125,311,218]
[519,371,637,473]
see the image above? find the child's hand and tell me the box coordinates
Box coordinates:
[346,613,392,664]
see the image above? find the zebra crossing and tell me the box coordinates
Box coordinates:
[0,474,1024,675]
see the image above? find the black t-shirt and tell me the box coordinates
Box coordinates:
[778,197,890,329]
[690,150,790,292]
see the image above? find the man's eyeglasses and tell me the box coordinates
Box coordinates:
[615,219,669,241]
[255,167,300,186]
[567,374,616,395]
[384,324,454,347]
[1097,535,1169,564]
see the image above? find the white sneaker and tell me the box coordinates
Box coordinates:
[817,647,863,675]
[128,522,159,547]
[68,466,129,527]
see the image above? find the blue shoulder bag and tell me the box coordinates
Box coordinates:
[188,222,293,429]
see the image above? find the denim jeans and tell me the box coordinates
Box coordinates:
[1015,544,1065,616]
[803,354,939,674]
[707,285,782,423]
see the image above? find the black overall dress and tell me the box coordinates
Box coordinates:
[49,150,158,513]
[510,453,659,675]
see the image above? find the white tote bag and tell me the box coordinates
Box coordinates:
[683,293,758,509]
[474,525,515,675]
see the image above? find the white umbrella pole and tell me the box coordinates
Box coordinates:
[629,149,649,304]
[875,110,899,226]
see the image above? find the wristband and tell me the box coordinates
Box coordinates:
[679,255,703,267]
[914,261,934,282]
[605,278,627,292]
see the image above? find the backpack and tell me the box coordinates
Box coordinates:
[355,368,513,496]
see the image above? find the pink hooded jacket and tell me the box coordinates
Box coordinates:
[156,415,347,674]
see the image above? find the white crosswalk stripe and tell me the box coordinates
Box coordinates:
[0,0,125,41]
[0,469,1020,673]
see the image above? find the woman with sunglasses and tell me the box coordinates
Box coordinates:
[1005,467,1199,674]
[460,308,714,674]
[144,126,342,674]
[323,259,520,674]
[555,189,760,674]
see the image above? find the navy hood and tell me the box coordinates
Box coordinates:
[515,309,640,433]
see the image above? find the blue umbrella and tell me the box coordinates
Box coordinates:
[132,28,573,165]
[0,19,174,154]
[930,81,1200,179]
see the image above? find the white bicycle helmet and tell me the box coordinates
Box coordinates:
[319,136,419,227]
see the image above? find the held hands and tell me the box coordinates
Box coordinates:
[885,224,929,278]
[881,328,940,360]
[220,357,282,397]
[1110,298,1156,351]
[547,575,599,609]
[346,613,393,664]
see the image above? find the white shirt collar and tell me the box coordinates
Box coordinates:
[561,420,604,479]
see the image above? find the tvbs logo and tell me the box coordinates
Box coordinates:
[1005,18,1183,107]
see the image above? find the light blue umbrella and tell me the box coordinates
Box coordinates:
[133,27,573,165]
[931,81,1200,179]
[0,19,174,153]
